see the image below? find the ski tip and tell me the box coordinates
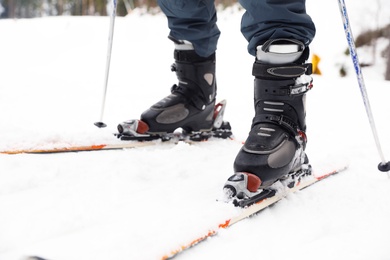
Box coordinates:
[94,121,107,128]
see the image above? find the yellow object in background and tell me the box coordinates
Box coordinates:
[312,53,322,75]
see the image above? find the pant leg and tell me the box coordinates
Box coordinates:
[157,0,220,57]
[239,0,316,56]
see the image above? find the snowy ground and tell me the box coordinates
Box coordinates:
[1,1,390,260]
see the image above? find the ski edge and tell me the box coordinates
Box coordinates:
[161,164,348,260]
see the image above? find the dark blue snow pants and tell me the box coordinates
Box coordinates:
[157,0,316,57]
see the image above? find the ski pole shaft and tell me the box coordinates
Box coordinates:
[95,0,118,128]
[337,0,390,173]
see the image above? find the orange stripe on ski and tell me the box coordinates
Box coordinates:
[218,219,231,228]
[161,230,217,260]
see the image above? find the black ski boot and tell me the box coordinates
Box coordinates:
[140,37,217,134]
[229,39,313,192]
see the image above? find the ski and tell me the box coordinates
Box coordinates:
[1,100,232,155]
[161,164,348,260]
[0,141,160,154]
[0,133,233,155]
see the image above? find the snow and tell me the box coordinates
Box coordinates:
[1,1,390,259]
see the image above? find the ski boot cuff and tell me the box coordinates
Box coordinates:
[254,38,312,81]
[256,38,310,64]
[169,35,216,63]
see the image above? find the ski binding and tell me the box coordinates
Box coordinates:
[116,100,233,142]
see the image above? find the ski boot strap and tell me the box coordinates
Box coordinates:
[252,62,312,80]
[251,114,307,143]
[254,76,313,97]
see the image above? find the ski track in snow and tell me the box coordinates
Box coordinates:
[1,1,390,259]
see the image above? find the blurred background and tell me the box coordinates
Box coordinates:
[0,0,389,79]
[0,0,236,18]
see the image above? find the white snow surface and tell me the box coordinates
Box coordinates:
[1,1,390,260]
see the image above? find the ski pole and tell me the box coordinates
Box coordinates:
[337,0,390,173]
[94,0,118,128]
